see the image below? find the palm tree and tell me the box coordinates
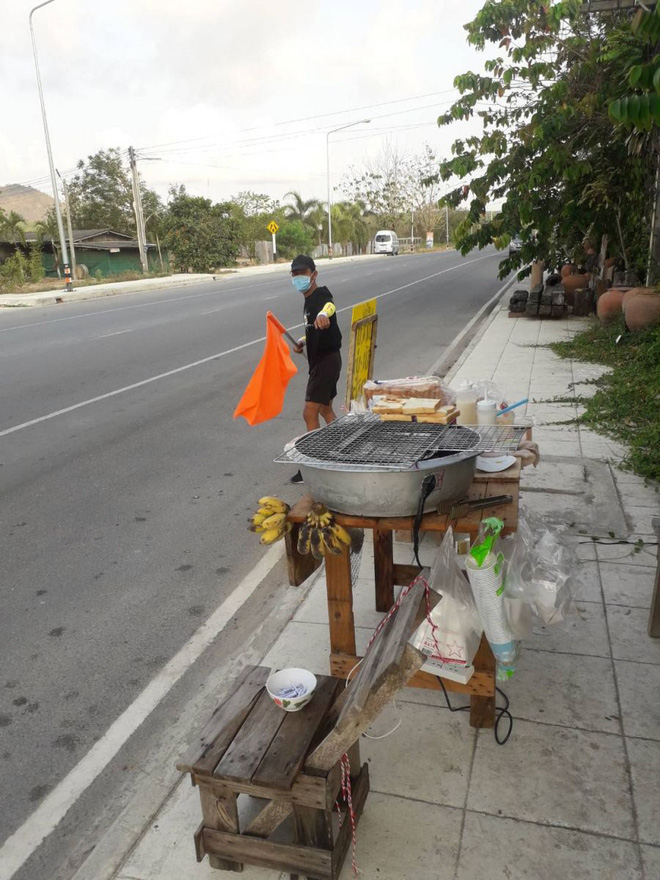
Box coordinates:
[284,191,322,229]
[1,210,27,247]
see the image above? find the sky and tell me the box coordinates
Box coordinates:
[1,0,492,211]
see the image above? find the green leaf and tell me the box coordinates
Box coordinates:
[653,65,660,94]
[630,65,643,87]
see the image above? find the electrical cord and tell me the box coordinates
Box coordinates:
[437,676,513,745]
[413,475,437,567]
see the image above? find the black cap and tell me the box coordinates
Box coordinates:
[291,254,316,273]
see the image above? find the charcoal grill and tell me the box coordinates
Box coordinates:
[276,414,526,516]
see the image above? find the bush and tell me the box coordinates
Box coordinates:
[28,242,45,283]
[276,220,315,260]
[0,251,28,288]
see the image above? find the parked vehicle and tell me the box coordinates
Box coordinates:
[374,230,400,256]
[508,235,523,256]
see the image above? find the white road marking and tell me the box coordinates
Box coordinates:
[95,329,133,339]
[264,295,278,300]
[0,544,285,880]
[0,252,497,440]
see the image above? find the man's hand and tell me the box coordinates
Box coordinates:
[293,338,305,354]
[314,313,330,330]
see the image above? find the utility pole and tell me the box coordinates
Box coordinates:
[445,204,450,248]
[29,0,72,292]
[57,169,76,282]
[128,146,149,274]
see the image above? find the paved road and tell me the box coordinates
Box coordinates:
[0,248,506,878]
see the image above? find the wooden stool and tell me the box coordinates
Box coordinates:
[178,579,433,878]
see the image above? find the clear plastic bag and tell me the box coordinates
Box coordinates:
[409,528,483,684]
[363,376,456,407]
[502,506,577,627]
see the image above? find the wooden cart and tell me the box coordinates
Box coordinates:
[285,461,522,729]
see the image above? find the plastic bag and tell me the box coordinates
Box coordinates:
[363,376,455,407]
[409,528,483,684]
[465,518,521,681]
[502,506,577,627]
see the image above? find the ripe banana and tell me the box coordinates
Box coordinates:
[310,527,324,560]
[297,521,311,555]
[258,496,289,514]
[321,527,343,555]
[261,512,288,531]
[331,523,352,546]
[259,528,284,546]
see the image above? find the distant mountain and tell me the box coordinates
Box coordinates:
[0,184,54,223]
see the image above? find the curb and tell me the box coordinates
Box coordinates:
[427,273,517,377]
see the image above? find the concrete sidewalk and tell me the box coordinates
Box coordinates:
[0,254,380,309]
[101,302,660,880]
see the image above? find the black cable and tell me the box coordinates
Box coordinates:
[437,676,513,745]
[413,475,436,568]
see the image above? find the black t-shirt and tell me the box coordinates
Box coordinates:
[303,285,342,366]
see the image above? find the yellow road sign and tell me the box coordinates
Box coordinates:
[267,221,279,235]
[345,298,378,408]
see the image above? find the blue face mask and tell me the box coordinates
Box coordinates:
[292,275,312,293]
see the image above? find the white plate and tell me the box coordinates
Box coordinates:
[476,454,517,473]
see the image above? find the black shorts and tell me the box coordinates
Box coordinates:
[305,351,342,406]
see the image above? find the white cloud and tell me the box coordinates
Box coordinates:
[2,0,490,205]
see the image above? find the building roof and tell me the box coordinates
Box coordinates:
[1,229,154,249]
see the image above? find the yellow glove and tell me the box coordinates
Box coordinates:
[319,302,336,319]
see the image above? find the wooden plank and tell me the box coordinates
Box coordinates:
[292,805,333,853]
[177,666,270,776]
[331,765,370,878]
[393,563,422,586]
[193,821,206,863]
[330,653,495,697]
[252,676,341,791]
[470,635,497,729]
[324,545,356,656]
[306,644,425,773]
[199,786,242,871]
[195,770,332,811]
[374,529,394,612]
[244,800,293,838]
[202,828,333,877]
[215,690,286,784]
[286,523,321,586]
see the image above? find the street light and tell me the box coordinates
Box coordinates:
[326,119,370,258]
[29,0,72,291]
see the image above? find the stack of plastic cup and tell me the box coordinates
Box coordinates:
[466,551,519,679]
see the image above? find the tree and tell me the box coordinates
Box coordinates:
[331,201,370,252]
[27,240,45,283]
[163,185,240,272]
[1,210,27,246]
[608,4,660,130]
[340,143,412,229]
[276,219,316,260]
[229,191,281,259]
[67,147,162,235]
[283,191,322,228]
[436,0,656,279]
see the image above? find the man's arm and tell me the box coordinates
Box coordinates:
[314,298,336,330]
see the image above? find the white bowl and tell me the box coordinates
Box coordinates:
[266,668,317,712]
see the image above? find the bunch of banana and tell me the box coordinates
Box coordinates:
[297,502,352,560]
[248,496,292,546]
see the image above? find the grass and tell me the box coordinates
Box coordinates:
[549,319,660,482]
[0,270,172,295]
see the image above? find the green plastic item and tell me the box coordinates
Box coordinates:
[469,517,505,567]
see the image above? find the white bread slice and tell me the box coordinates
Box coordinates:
[401,398,442,415]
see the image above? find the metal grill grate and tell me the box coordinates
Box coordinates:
[275,415,526,471]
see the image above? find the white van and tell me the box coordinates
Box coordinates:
[373,230,400,256]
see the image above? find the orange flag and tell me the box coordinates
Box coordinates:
[233,312,298,425]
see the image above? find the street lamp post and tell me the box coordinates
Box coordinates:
[29,0,72,291]
[326,119,370,258]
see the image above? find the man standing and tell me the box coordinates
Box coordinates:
[290,254,342,483]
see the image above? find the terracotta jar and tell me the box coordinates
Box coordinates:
[597,288,625,324]
[560,263,575,279]
[623,288,660,332]
[562,273,590,306]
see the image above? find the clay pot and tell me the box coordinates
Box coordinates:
[623,288,660,332]
[560,263,575,278]
[597,288,625,324]
[562,273,590,306]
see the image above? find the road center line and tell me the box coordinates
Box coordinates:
[0,544,285,880]
[95,328,134,338]
[0,253,496,440]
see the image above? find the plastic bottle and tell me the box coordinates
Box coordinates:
[455,381,478,425]
[477,398,497,426]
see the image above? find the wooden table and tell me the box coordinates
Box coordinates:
[285,461,521,728]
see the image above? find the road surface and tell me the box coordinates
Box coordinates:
[0,247,508,879]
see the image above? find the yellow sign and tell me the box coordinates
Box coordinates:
[267,221,279,235]
[345,298,378,408]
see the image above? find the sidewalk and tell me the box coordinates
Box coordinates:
[0,254,380,309]
[104,301,660,880]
